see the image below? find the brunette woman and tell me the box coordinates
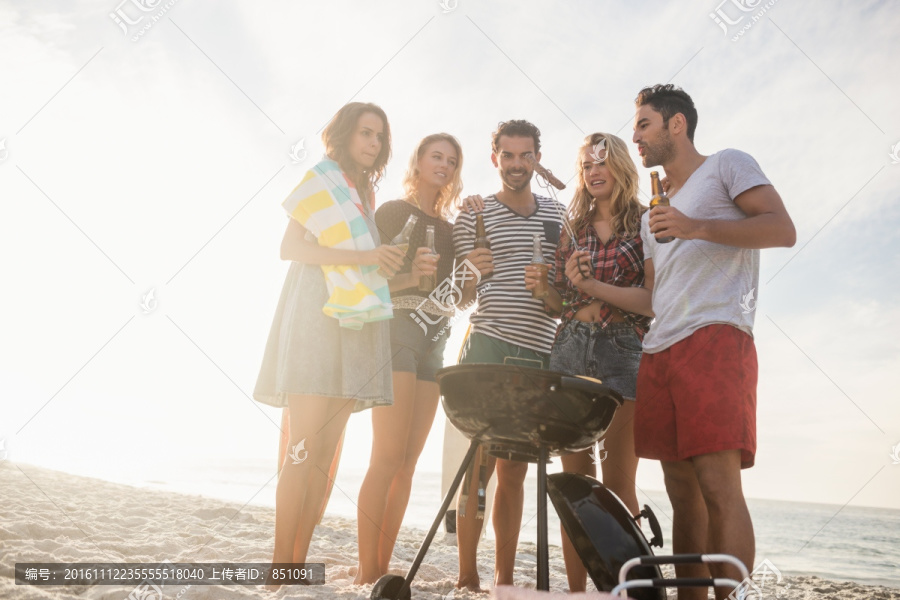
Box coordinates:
[254,102,404,590]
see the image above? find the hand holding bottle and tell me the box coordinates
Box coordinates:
[524,264,546,294]
[417,226,439,293]
[527,233,550,299]
[472,214,493,281]
[377,214,418,278]
[411,246,438,278]
[464,248,493,280]
[370,245,406,278]
[649,171,675,244]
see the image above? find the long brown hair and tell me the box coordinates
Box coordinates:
[401,133,464,220]
[321,102,392,207]
[566,132,645,242]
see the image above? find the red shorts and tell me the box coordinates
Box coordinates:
[634,324,758,468]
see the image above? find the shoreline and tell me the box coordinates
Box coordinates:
[2,462,898,599]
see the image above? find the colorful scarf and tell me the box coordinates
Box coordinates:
[282,158,392,329]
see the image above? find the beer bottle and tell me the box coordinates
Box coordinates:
[649,171,674,244]
[473,214,492,281]
[377,214,417,277]
[418,225,437,293]
[530,233,550,300]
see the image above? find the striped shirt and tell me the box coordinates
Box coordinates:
[453,194,564,354]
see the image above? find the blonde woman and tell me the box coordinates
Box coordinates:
[354,133,464,584]
[524,132,654,592]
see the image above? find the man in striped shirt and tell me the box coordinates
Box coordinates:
[451,120,565,591]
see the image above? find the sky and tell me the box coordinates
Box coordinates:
[1,0,899,522]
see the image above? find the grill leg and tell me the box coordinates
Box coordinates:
[397,438,480,599]
[536,445,549,591]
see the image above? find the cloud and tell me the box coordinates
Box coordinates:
[2,0,898,511]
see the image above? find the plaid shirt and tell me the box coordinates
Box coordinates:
[553,225,652,340]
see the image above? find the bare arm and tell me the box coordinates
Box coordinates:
[279,218,405,274]
[388,273,418,292]
[649,184,796,249]
[566,251,655,317]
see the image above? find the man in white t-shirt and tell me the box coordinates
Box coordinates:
[631,84,795,600]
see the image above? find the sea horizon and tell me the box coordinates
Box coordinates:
[11,459,900,589]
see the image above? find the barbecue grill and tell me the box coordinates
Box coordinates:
[370,364,668,599]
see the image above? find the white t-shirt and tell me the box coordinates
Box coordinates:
[640,149,771,354]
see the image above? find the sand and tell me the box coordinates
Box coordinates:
[2,462,898,600]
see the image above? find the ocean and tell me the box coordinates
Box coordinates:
[134,459,900,589]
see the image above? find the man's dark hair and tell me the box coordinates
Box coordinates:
[635,84,698,143]
[491,120,541,154]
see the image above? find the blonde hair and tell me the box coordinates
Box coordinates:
[401,133,463,220]
[567,132,645,242]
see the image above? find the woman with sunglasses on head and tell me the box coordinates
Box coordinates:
[253,102,403,591]
[524,132,654,592]
[354,133,464,585]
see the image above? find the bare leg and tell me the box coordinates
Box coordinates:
[377,380,440,573]
[281,406,340,536]
[559,449,596,592]
[661,460,711,600]
[278,408,289,474]
[692,450,754,600]
[456,445,496,592]
[267,395,353,591]
[291,413,348,563]
[599,401,640,517]
[492,458,528,587]
[558,402,639,592]
[354,372,418,584]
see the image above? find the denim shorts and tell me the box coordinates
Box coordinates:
[549,321,642,400]
[390,311,451,382]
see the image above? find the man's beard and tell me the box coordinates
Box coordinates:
[501,169,532,192]
[642,131,676,168]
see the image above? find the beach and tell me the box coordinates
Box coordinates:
[2,462,898,600]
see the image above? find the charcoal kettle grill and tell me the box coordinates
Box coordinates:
[369,364,671,599]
